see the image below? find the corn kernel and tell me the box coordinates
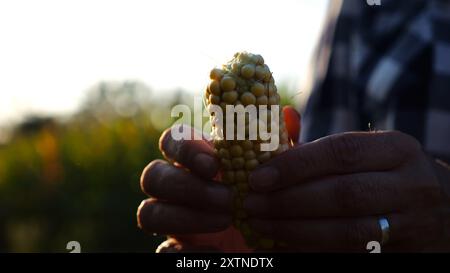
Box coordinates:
[206,52,292,250]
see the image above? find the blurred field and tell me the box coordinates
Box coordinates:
[0,81,295,252]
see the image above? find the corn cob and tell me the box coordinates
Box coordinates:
[205,52,290,250]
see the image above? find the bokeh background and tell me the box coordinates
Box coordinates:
[0,0,328,252]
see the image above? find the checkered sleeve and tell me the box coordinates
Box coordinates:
[300,0,450,161]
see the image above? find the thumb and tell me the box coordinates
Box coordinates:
[282,106,301,144]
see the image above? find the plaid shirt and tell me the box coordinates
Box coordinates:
[301,0,450,161]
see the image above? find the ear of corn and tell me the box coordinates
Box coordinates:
[205,52,290,250]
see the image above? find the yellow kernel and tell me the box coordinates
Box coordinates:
[231,63,240,74]
[267,84,276,96]
[221,158,232,170]
[250,54,260,64]
[237,182,249,193]
[242,140,253,150]
[245,159,259,171]
[222,91,238,104]
[220,76,236,92]
[251,82,266,97]
[229,145,243,157]
[209,94,221,105]
[223,171,235,184]
[235,170,247,183]
[243,150,256,160]
[256,95,268,105]
[218,148,230,159]
[208,80,221,95]
[255,65,267,80]
[263,65,272,82]
[213,139,227,148]
[210,68,224,80]
[232,157,245,169]
[255,54,264,65]
[240,92,256,106]
[240,64,255,79]
[268,94,279,105]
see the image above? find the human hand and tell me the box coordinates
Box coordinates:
[137,125,240,252]
[137,106,302,252]
[245,131,447,252]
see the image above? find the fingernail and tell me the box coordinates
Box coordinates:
[249,167,279,191]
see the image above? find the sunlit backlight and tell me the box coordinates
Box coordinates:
[0,0,328,124]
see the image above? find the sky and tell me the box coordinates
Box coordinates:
[0,0,329,125]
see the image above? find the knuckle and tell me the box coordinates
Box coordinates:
[328,134,365,171]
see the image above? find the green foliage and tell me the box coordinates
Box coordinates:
[0,81,178,252]
[0,80,296,252]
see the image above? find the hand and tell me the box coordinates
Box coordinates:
[245,131,448,252]
[137,125,237,252]
[137,106,302,252]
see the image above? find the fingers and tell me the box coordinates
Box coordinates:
[382,211,443,252]
[137,199,232,235]
[249,213,436,252]
[250,217,380,252]
[141,160,233,212]
[245,172,408,218]
[249,131,421,192]
[282,106,301,144]
[159,124,219,179]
